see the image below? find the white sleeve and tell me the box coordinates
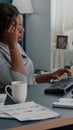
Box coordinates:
[11,70,27,82]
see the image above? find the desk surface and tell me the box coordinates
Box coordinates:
[0,83,73,130]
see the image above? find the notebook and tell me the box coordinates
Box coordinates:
[53,98,73,108]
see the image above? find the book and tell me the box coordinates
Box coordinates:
[0,101,60,121]
[53,98,73,108]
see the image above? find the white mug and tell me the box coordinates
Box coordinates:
[5,81,27,103]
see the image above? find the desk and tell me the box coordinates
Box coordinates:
[0,83,73,130]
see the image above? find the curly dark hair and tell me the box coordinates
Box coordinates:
[0,3,20,35]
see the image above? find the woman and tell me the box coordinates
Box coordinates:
[0,3,71,88]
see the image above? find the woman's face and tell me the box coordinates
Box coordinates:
[0,14,24,44]
[15,14,25,42]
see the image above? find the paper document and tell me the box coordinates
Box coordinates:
[0,101,60,121]
[0,94,12,118]
[0,94,6,106]
[53,98,73,108]
[0,94,11,118]
[0,111,11,118]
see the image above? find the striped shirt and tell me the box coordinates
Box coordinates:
[0,42,35,88]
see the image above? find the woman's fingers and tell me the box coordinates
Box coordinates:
[7,21,15,32]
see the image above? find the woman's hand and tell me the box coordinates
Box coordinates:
[51,68,72,79]
[2,19,19,48]
[35,68,72,83]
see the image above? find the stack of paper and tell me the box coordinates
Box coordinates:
[0,94,11,118]
[0,94,6,106]
[0,101,60,121]
[53,98,73,108]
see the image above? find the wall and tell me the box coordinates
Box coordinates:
[26,0,51,71]
[0,0,51,71]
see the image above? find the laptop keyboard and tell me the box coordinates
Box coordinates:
[44,78,73,94]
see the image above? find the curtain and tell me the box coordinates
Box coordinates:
[51,0,63,43]
[63,0,73,33]
[51,0,73,69]
[51,0,73,43]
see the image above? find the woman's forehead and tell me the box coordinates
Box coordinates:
[16,14,23,23]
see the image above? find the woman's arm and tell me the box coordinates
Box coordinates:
[3,20,26,75]
[35,73,55,83]
[0,51,26,85]
[35,68,72,83]
[9,44,26,75]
